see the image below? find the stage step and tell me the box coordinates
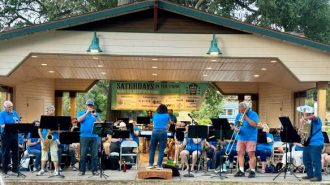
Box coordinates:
[137,168,172,180]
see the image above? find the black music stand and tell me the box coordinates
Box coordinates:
[175,128,185,143]
[273,116,301,181]
[184,125,208,177]
[3,123,35,178]
[39,115,71,178]
[59,131,80,168]
[210,118,231,179]
[92,122,113,179]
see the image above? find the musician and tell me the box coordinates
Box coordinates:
[37,105,60,176]
[168,109,177,133]
[179,137,203,172]
[214,133,238,172]
[143,110,153,153]
[299,105,324,182]
[26,133,42,171]
[281,143,303,167]
[0,100,21,175]
[173,122,187,164]
[232,102,259,178]
[147,104,170,170]
[255,124,273,173]
[77,99,103,176]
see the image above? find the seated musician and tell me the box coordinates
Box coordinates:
[205,137,217,169]
[103,121,129,155]
[272,128,285,154]
[173,122,187,164]
[321,144,330,171]
[26,133,42,171]
[142,110,153,153]
[179,137,203,172]
[255,124,273,173]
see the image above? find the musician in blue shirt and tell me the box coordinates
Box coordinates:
[298,105,324,182]
[232,102,259,178]
[0,100,21,174]
[147,104,170,170]
[27,133,41,171]
[77,99,103,176]
[255,124,273,173]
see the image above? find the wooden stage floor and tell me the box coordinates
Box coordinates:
[1,153,329,185]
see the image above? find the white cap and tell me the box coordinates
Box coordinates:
[296,105,314,113]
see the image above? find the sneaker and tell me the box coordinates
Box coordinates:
[92,171,99,176]
[53,170,59,176]
[37,170,45,176]
[146,165,154,169]
[78,171,85,176]
[248,171,256,178]
[310,177,322,182]
[156,166,163,170]
[234,170,245,177]
[302,176,312,180]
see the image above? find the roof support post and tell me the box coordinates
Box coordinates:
[153,0,158,32]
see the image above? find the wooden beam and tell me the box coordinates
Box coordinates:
[153,0,158,32]
[55,91,63,116]
[316,82,328,127]
[69,91,77,118]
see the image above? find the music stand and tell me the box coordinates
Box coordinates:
[112,129,130,138]
[210,118,231,179]
[39,115,71,178]
[184,125,208,177]
[3,123,35,178]
[92,122,113,179]
[273,116,301,181]
[175,128,185,143]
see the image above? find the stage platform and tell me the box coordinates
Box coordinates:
[2,152,329,185]
[2,170,329,185]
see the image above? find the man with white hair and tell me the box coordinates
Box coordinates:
[0,100,21,175]
[232,102,259,178]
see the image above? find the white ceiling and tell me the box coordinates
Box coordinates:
[0,53,315,93]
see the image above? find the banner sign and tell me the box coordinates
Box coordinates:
[111,81,209,110]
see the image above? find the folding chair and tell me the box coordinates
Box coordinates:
[120,141,138,170]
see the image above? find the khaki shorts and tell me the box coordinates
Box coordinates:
[237,141,257,152]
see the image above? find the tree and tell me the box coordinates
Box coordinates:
[192,85,225,125]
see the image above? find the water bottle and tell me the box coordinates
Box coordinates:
[123,161,127,172]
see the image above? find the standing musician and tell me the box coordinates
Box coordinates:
[232,102,259,178]
[147,104,170,170]
[37,105,60,176]
[77,99,103,176]
[298,105,324,182]
[0,100,21,175]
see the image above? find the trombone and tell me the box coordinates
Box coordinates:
[225,108,248,155]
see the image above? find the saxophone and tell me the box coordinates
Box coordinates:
[43,130,53,151]
[298,118,311,145]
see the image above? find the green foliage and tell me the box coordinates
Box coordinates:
[192,85,224,122]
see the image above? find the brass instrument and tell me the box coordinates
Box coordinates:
[43,130,53,151]
[225,108,248,155]
[298,117,311,145]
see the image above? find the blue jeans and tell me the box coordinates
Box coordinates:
[28,149,41,170]
[256,150,272,161]
[80,137,98,172]
[303,145,323,180]
[149,129,167,167]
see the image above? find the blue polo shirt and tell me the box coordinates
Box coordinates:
[309,117,324,146]
[257,133,273,152]
[0,110,21,133]
[77,110,99,138]
[169,114,177,123]
[185,138,202,152]
[27,133,41,151]
[153,113,170,130]
[235,109,259,141]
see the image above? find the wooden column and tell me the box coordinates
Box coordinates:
[69,91,77,118]
[251,94,259,113]
[316,82,328,126]
[55,91,63,116]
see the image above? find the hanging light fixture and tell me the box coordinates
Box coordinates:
[207,34,221,56]
[87,32,102,53]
